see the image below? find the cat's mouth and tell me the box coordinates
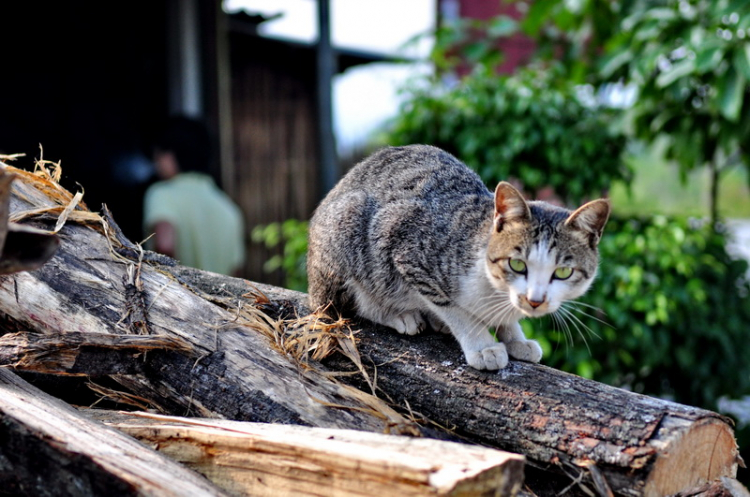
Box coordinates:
[513,295,556,317]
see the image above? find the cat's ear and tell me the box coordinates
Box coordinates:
[494,182,530,232]
[565,198,611,246]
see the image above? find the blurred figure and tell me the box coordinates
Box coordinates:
[144,116,245,276]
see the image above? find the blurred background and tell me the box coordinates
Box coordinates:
[1,0,749,481]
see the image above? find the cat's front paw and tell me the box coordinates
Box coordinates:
[466,343,509,370]
[506,339,543,363]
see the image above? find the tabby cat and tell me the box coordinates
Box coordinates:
[307,145,610,370]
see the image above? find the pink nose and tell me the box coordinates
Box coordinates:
[528,298,544,309]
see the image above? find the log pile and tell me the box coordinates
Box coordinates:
[0,157,745,497]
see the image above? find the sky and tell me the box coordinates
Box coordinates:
[223,0,436,154]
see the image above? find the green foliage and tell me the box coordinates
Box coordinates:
[384,64,631,204]
[429,14,519,72]
[519,0,750,219]
[524,215,750,409]
[251,219,309,292]
[607,1,750,177]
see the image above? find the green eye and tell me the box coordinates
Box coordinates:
[508,258,527,274]
[554,267,573,280]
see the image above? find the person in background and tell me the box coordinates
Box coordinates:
[144,116,245,276]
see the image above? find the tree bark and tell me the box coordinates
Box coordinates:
[85,409,525,497]
[0,368,226,497]
[0,162,743,496]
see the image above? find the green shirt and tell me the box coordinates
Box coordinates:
[144,173,245,275]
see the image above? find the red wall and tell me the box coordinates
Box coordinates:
[458,0,536,74]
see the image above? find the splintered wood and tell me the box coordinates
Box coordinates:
[86,410,525,497]
[0,368,225,496]
[0,159,414,433]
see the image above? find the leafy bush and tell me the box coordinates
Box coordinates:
[519,0,750,222]
[525,215,750,410]
[251,219,309,292]
[383,65,631,204]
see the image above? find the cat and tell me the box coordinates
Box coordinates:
[307,145,610,370]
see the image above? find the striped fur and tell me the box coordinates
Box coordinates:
[308,145,610,370]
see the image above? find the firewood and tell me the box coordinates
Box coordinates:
[170,268,744,497]
[0,160,743,496]
[0,166,58,275]
[0,161,416,435]
[0,330,191,375]
[0,368,226,496]
[84,409,525,497]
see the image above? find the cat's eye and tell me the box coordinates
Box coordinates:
[554,267,574,280]
[508,258,527,274]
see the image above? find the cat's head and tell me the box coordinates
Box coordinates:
[485,182,611,318]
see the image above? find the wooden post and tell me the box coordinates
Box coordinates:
[316,0,339,195]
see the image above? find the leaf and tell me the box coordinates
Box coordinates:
[695,44,725,73]
[487,16,517,38]
[655,58,696,88]
[599,49,633,78]
[733,43,750,80]
[520,0,556,35]
[718,66,746,122]
[650,110,676,133]
[643,7,677,22]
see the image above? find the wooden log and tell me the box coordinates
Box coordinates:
[168,268,743,497]
[84,409,525,497]
[679,477,750,497]
[0,162,742,496]
[0,162,416,434]
[0,330,192,376]
[0,167,59,275]
[326,333,741,497]
[0,368,226,496]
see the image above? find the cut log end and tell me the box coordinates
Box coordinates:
[645,416,739,497]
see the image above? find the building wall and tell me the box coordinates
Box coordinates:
[441,0,536,74]
[229,35,321,285]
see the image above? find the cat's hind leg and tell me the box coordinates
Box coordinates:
[383,310,427,336]
[426,312,450,334]
[349,283,427,335]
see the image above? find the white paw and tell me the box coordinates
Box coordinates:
[506,339,543,363]
[466,343,509,371]
[391,311,426,336]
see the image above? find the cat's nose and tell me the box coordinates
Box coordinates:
[527,297,545,308]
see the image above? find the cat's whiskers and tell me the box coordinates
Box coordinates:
[563,301,613,329]
[464,303,507,338]
[554,304,601,355]
[468,294,514,322]
[549,310,573,351]
[463,295,518,340]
